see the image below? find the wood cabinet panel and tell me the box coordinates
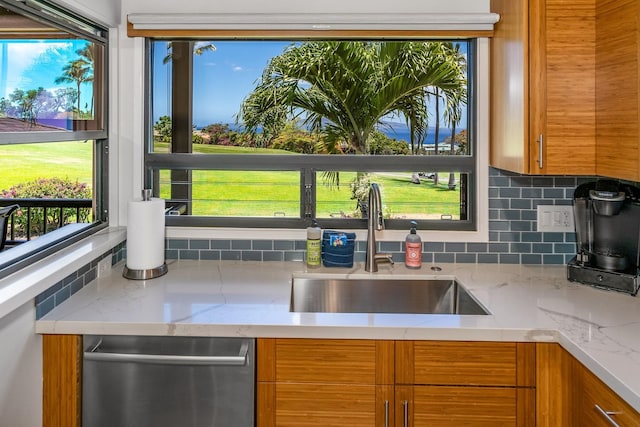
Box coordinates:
[577,360,640,426]
[262,338,392,385]
[397,385,518,426]
[596,0,640,181]
[42,334,82,427]
[535,343,576,427]
[490,0,596,175]
[409,341,518,387]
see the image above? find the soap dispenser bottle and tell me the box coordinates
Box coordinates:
[306,219,322,268]
[405,220,422,269]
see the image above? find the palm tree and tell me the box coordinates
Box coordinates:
[75,44,95,115]
[162,41,216,64]
[238,41,465,155]
[55,56,92,118]
[443,43,467,190]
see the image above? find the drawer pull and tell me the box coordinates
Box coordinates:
[595,404,622,427]
[403,400,409,427]
[537,133,544,169]
[384,400,389,427]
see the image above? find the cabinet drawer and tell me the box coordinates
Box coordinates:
[259,338,394,385]
[579,364,640,426]
[397,341,520,386]
[396,385,517,426]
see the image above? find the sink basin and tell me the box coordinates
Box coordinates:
[290,277,490,315]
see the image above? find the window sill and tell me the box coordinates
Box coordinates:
[0,226,126,320]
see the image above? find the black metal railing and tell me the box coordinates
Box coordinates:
[0,198,93,246]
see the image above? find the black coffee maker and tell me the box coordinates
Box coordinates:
[567,179,640,295]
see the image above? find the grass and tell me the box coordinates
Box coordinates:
[2,142,461,219]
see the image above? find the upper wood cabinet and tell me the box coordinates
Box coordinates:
[490,0,596,175]
[595,0,640,181]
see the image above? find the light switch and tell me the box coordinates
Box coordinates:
[536,205,574,232]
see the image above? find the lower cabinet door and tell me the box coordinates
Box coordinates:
[257,383,393,427]
[395,385,519,427]
[577,362,640,427]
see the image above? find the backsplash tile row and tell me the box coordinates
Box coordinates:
[161,168,592,265]
[34,242,126,319]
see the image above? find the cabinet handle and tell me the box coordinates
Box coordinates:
[384,400,389,427]
[403,400,409,427]
[595,404,622,427]
[537,133,544,169]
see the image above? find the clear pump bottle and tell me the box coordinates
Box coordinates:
[306,220,321,268]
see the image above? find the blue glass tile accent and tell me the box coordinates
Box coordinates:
[467,243,488,253]
[211,240,231,249]
[380,241,401,252]
[221,251,242,261]
[500,254,520,264]
[231,240,252,250]
[511,243,532,254]
[445,242,466,252]
[489,243,510,253]
[521,254,542,264]
[263,252,284,262]
[521,232,543,242]
[179,250,200,260]
[424,242,445,252]
[544,254,566,264]
[434,253,455,263]
[478,254,499,263]
[274,240,295,250]
[200,250,221,260]
[510,199,532,209]
[190,240,210,249]
[253,240,273,250]
[532,243,554,253]
[456,253,477,263]
[543,233,565,243]
[54,286,71,305]
[242,251,263,261]
[284,251,304,262]
[168,239,189,249]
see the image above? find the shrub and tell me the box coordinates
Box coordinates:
[0,177,92,239]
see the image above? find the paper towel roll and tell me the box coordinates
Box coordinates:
[126,197,165,270]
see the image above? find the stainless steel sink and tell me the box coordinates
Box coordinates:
[290,277,490,315]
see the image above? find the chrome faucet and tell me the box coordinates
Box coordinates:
[365,183,394,272]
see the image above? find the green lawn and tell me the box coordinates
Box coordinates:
[1,142,461,219]
[0,141,93,192]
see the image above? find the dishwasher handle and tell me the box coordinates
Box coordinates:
[84,341,250,366]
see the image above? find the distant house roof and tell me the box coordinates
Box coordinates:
[0,117,64,132]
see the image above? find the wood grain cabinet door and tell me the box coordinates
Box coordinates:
[257,338,394,427]
[576,360,640,427]
[490,0,596,175]
[396,385,518,427]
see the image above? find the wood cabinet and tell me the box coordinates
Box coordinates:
[394,341,535,427]
[595,0,640,181]
[490,0,596,175]
[576,355,640,426]
[257,339,535,427]
[256,338,394,427]
[536,342,640,426]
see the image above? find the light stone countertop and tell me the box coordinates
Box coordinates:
[36,259,640,411]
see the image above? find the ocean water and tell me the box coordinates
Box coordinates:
[193,121,458,146]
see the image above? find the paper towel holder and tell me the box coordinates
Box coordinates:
[123,263,168,280]
[123,189,168,280]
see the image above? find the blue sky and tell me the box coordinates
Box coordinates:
[0,39,92,107]
[152,40,469,132]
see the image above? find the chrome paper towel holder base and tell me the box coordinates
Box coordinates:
[123,263,168,280]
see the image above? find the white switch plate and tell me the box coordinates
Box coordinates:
[536,205,574,232]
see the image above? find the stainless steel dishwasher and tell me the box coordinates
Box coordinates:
[83,335,255,427]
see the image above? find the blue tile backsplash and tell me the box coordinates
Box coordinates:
[38,167,634,319]
[162,168,589,266]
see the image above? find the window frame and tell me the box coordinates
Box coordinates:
[144,36,479,231]
[0,0,109,278]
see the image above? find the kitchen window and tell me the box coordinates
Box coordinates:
[0,0,108,276]
[144,36,480,231]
